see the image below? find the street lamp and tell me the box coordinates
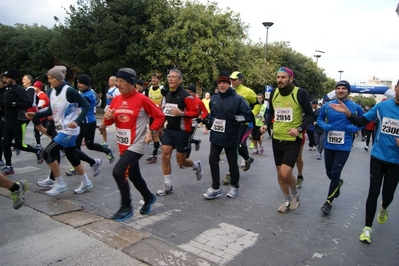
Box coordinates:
[338,70,344,80]
[314,54,322,65]
[262,22,274,62]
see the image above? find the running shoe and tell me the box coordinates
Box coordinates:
[156,183,174,196]
[146,155,157,164]
[334,179,344,198]
[227,186,239,198]
[0,160,5,166]
[377,202,388,224]
[140,194,157,215]
[45,181,68,196]
[296,177,304,189]
[36,145,44,164]
[14,148,20,156]
[193,161,202,181]
[278,200,290,213]
[203,188,222,199]
[107,148,115,164]
[195,139,201,151]
[317,153,322,160]
[10,180,28,209]
[240,160,246,168]
[243,157,254,171]
[249,142,254,149]
[65,168,77,176]
[36,176,54,188]
[359,226,372,244]
[290,192,300,210]
[364,146,369,151]
[253,150,259,155]
[92,158,102,177]
[223,172,231,185]
[112,206,133,222]
[321,200,332,214]
[74,181,94,194]
[100,142,108,148]
[2,166,14,175]
[259,146,264,154]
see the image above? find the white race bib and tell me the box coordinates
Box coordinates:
[163,103,178,116]
[381,117,399,137]
[211,118,226,133]
[327,130,345,144]
[115,128,131,146]
[274,108,293,122]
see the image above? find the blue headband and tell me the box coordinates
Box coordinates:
[116,70,135,85]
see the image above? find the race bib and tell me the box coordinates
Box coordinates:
[211,118,226,133]
[55,124,63,131]
[274,108,293,122]
[163,103,178,116]
[115,128,131,146]
[327,130,345,144]
[381,117,399,137]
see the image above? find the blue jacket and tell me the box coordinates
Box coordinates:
[80,88,96,123]
[317,99,363,151]
[208,87,253,147]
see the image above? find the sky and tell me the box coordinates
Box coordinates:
[1,0,398,87]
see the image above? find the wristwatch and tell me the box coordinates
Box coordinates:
[297,127,303,133]
[151,130,157,135]
[180,111,185,117]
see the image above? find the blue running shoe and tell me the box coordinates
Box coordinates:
[140,194,156,215]
[112,206,133,222]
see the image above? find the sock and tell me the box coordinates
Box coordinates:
[164,175,171,184]
[10,182,19,192]
[57,176,65,184]
[284,194,290,201]
[192,161,198,169]
[291,188,298,196]
[80,173,90,184]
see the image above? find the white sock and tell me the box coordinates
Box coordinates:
[192,161,198,169]
[80,173,90,184]
[164,175,171,184]
[57,176,65,184]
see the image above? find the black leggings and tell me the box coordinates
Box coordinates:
[324,148,350,202]
[209,144,239,188]
[76,121,109,155]
[365,157,399,227]
[112,150,152,208]
[44,140,81,167]
[238,124,251,161]
[365,129,374,147]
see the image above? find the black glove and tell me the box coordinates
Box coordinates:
[195,118,202,124]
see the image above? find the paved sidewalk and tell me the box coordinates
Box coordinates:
[1,120,399,265]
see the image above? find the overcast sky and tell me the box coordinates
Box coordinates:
[1,0,398,87]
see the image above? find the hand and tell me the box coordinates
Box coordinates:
[144,130,153,144]
[260,125,267,134]
[25,112,36,120]
[288,128,300,137]
[67,121,78,128]
[195,117,202,124]
[330,101,351,117]
[171,107,182,116]
[104,108,114,120]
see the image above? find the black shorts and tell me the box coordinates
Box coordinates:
[252,126,262,141]
[272,137,302,168]
[161,128,190,153]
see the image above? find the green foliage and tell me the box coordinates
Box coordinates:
[0,0,338,100]
[350,95,377,108]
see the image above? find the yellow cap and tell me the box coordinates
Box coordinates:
[230,71,243,79]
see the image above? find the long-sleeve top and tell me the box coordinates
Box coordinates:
[3,84,32,121]
[347,99,399,165]
[103,91,165,155]
[317,99,363,151]
[163,86,199,132]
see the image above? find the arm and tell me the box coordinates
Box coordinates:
[183,96,200,118]
[198,100,209,120]
[329,101,370,127]
[66,88,90,126]
[297,89,313,129]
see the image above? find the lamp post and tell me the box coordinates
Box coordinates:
[262,22,274,62]
[314,54,321,65]
[338,70,344,80]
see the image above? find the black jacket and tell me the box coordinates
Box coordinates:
[208,87,253,147]
[2,84,32,121]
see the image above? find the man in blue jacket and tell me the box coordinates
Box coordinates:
[203,71,253,199]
